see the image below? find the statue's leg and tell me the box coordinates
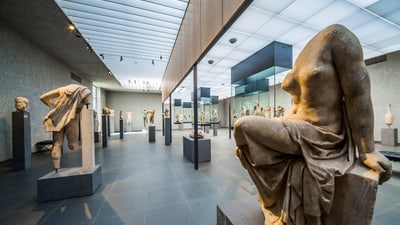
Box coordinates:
[65,116,79,150]
[52,131,65,171]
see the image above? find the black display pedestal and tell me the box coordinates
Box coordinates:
[94,132,100,143]
[148,125,156,142]
[107,115,110,137]
[164,118,171,145]
[212,123,218,136]
[102,115,107,148]
[183,136,211,163]
[12,111,31,171]
[119,119,124,139]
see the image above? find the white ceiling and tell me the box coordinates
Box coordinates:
[55,0,400,100]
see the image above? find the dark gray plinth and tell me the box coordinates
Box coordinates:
[183,136,211,163]
[102,115,107,147]
[37,165,102,202]
[149,125,156,142]
[12,111,31,171]
[381,128,398,146]
[212,123,218,136]
[217,196,264,225]
[94,132,100,143]
[165,118,171,145]
[119,119,124,139]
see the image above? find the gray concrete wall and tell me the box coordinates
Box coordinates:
[105,91,163,131]
[0,21,91,161]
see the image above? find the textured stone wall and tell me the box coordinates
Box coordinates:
[0,21,91,161]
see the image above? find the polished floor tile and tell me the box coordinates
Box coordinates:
[0,129,399,225]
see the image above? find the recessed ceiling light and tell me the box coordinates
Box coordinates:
[229,38,237,44]
[67,23,75,31]
[208,60,214,64]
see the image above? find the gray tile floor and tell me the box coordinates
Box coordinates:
[0,129,399,225]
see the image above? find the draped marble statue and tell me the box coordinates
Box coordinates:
[233,24,392,225]
[40,84,91,171]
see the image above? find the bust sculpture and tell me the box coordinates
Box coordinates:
[234,24,391,225]
[15,96,29,112]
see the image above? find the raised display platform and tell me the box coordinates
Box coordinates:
[37,165,102,202]
[183,136,211,163]
[381,128,398,146]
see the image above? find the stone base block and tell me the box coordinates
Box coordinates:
[381,128,398,146]
[217,196,263,225]
[37,165,102,202]
[183,136,211,163]
[217,162,378,225]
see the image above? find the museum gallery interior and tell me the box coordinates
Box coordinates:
[1,0,400,225]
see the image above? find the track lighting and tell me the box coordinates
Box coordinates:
[100,54,104,59]
[152,60,154,65]
[86,44,92,53]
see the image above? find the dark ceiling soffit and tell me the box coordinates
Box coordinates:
[231,41,292,84]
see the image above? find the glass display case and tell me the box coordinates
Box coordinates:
[182,102,192,123]
[173,99,182,123]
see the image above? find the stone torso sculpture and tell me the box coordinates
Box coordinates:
[148,109,155,125]
[384,104,394,128]
[126,111,133,124]
[40,84,91,171]
[234,24,391,225]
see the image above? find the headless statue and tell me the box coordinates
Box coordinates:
[40,84,91,171]
[234,24,392,225]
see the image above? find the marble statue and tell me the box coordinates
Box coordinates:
[200,111,205,124]
[189,129,205,139]
[264,106,271,118]
[142,109,148,127]
[384,104,394,128]
[233,24,391,225]
[15,96,29,112]
[102,107,111,115]
[241,105,247,117]
[119,110,123,120]
[212,109,219,122]
[149,108,155,125]
[275,105,284,117]
[126,111,132,124]
[40,84,91,171]
[163,108,169,118]
[254,101,262,116]
[93,111,99,132]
